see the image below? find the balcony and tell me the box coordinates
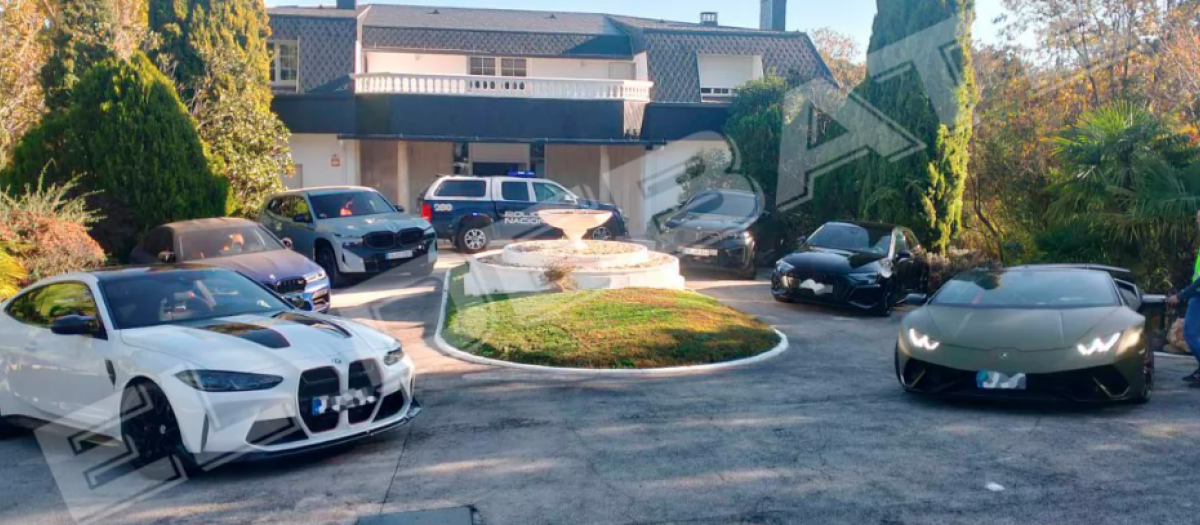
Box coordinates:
[352,73,654,102]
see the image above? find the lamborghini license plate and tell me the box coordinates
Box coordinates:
[976,371,1027,390]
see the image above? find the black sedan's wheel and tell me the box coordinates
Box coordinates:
[590,225,613,241]
[456,226,490,254]
[121,382,198,478]
[316,246,347,288]
[873,287,894,317]
[1130,351,1154,404]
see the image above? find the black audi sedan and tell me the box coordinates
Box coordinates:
[771,221,927,316]
[655,190,763,279]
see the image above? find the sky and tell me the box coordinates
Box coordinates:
[265,0,1016,58]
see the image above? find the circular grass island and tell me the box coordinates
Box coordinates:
[441,266,781,369]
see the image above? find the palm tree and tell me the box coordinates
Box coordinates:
[1048,101,1200,286]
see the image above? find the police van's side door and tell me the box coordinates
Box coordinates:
[495,180,538,240]
[530,181,579,238]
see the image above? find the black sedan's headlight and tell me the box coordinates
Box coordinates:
[847,273,880,285]
[776,260,794,273]
[724,230,753,244]
[176,370,284,392]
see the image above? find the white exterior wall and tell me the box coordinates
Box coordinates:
[365,52,468,75]
[697,55,762,89]
[285,134,359,189]
[641,134,732,230]
[364,51,638,80]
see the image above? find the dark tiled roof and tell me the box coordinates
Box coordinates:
[361,4,623,35]
[625,28,831,103]
[268,7,361,19]
[362,27,632,57]
[267,4,833,103]
[271,15,358,93]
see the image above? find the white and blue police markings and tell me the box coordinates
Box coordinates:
[502,211,543,225]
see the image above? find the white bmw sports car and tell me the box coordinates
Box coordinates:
[0,265,419,471]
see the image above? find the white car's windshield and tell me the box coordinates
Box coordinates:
[310,191,395,220]
[101,269,292,329]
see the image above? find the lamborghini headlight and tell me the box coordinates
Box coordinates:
[907,328,941,351]
[848,273,880,285]
[1077,328,1141,356]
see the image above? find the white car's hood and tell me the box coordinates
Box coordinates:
[119,312,396,373]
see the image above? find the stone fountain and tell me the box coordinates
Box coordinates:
[462,210,685,296]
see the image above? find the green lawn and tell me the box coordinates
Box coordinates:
[442,265,780,369]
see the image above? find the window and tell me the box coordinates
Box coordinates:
[470,56,496,76]
[269,41,299,89]
[892,231,906,254]
[903,231,920,251]
[435,180,488,198]
[143,227,175,257]
[6,283,99,329]
[279,196,311,221]
[501,58,527,77]
[178,226,285,262]
[700,87,736,101]
[501,181,532,202]
[533,182,573,203]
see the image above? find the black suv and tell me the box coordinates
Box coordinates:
[654,190,764,279]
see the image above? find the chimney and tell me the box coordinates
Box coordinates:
[760,0,786,31]
[700,12,718,26]
[336,0,357,10]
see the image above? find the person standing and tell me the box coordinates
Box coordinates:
[1167,210,1200,386]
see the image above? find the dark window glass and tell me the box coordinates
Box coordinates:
[931,270,1119,308]
[143,227,174,256]
[310,191,393,219]
[6,288,47,327]
[533,182,572,203]
[102,269,291,329]
[435,180,487,198]
[806,223,894,256]
[903,231,920,251]
[7,283,99,328]
[469,57,496,76]
[278,196,311,220]
[501,181,531,201]
[177,226,285,262]
[893,231,907,253]
[682,192,759,218]
[501,58,527,77]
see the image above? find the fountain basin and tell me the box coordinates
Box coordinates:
[463,250,685,296]
[538,209,612,251]
[503,240,649,269]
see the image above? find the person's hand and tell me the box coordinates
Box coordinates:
[1167,295,1180,307]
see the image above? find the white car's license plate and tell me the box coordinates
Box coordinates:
[386,250,414,260]
[976,371,1027,390]
[312,388,377,415]
[682,247,718,257]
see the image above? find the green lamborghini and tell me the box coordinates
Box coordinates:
[896,265,1163,403]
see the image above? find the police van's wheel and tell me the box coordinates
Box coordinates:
[457,226,490,254]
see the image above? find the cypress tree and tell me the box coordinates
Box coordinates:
[850,0,976,253]
[40,0,118,111]
[1,53,228,256]
[149,0,292,217]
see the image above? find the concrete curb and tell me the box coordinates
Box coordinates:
[432,271,791,376]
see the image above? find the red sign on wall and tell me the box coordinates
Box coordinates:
[331,154,341,168]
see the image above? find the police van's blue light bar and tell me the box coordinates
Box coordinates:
[507,170,539,178]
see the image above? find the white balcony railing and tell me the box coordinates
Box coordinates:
[352,73,654,102]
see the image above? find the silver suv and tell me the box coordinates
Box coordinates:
[259,186,437,286]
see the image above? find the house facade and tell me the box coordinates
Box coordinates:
[267,0,830,236]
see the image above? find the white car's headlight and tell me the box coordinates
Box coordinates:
[305,269,327,283]
[176,370,284,392]
[776,260,794,273]
[1077,329,1140,356]
[908,328,941,351]
[383,342,406,366]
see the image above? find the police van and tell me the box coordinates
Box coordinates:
[418,174,628,253]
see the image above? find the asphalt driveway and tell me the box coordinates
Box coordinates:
[2,257,1199,525]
